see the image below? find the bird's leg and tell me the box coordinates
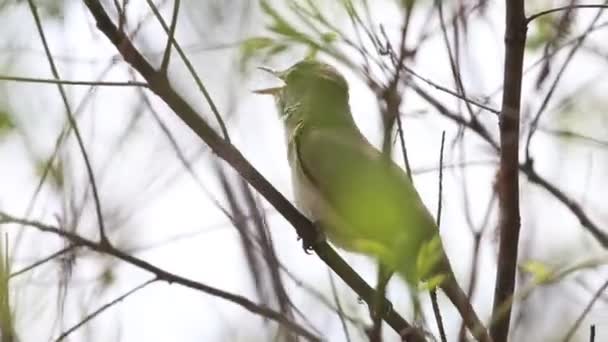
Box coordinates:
[300,220,326,253]
[367,263,394,340]
[398,326,428,342]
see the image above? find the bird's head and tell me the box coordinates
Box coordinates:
[254,60,353,128]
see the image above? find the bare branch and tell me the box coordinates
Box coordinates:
[527,4,608,24]
[0,212,320,342]
[491,1,526,342]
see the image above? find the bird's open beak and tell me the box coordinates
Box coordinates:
[252,67,285,95]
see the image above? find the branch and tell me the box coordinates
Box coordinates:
[491,1,526,342]
[27,0,110,245]
[413,82,608,249]
[55,278,157,341]
[0,212,320,342]
[563,278,608,342]
[527,4,608,24]
[0,75,147,87]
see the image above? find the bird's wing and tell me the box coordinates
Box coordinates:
[294,126,437,271]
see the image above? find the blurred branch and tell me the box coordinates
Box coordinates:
[0,212,320,342]
[413,78,608,248]
[55,278,157,342]
[527,4,608,24]
[430,132,447,342]
[539,128,608,148]
[27,0,110,245]
[145,0,230,141]
[328,269,352,342]
[80,1,423,340]
[563,278,608,342]
[160,0,180,73]
[491,2,526,342]
[458,194,497,342]
[9,245,77,279]
[525,5,605,163]
[521,162,608,247]
[0,75,147,87]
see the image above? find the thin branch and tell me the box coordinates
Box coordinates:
[527,4,608,24]
[563,278,608,342]
[27,0,110,245]
[0,75,148,87]
[55,278,157,341]
[403,64,500,115]
[522,163,608,247]
[9,245,77,279]
[539,127,608,148]
[144,0,231,141]
[430,132,447,342]
[160,0,180,73]
[328,269,352,342]
[458,194,497,342]
[0,212,320,342]
[524,6,604,163]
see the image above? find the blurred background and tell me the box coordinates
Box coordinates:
[0,0,607,341]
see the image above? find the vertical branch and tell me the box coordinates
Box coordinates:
[160,0,181,74]
[429,132,447,342]
[26,0,109,245]
[491,1,526,342]
[328,269,352,342]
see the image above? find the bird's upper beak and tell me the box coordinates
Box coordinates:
[252,66,285,95]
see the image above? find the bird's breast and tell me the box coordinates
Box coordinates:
[287,140,324,222]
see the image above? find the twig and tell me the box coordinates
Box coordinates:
[328,269,352,342]
[0,75,148,87]
[414,82,608,248]
[0,212,321,342]
[563,279,608,342]
[55,278,157,341]
[525,6,605,163]
[430,132,447,342]
[9,245,77,279]
[160,0,180,73]
[144,0,230,141]
[27,0,110,246]
[527,4,608,24]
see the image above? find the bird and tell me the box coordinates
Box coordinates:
[255,60,491,342]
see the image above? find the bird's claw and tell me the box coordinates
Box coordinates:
[398,326,427,342]
[369,299,394,319]
[299,221,325,253]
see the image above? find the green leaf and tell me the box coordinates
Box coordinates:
[239,36,291,71]
[416,235,443,280]
[520,260,554,284]
[240,37,275,66]
[321,32,338,44]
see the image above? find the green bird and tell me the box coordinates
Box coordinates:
[256,60,491,342]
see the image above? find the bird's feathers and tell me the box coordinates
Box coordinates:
[291,125,440,281]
